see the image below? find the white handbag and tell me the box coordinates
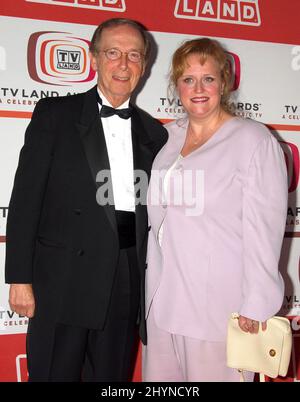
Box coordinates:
[226,313,292,382]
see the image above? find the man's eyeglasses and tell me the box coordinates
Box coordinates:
[99,48,144,63]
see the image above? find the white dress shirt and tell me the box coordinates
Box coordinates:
[98,89,135,212]
[158,154,183,246]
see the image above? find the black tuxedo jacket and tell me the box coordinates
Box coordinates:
[5,86,167,344]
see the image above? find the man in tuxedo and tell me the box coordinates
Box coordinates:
[5,18,167,381]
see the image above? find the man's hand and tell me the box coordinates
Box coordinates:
[9,284,35,318]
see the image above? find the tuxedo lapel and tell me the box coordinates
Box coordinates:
[77,86,118,239]
[76,90,156,247]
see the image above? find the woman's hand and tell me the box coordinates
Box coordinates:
[238,315,267,334]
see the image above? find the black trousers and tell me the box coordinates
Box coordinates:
[26,247,140,382]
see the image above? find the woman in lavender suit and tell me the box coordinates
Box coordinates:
[143,38,288,382]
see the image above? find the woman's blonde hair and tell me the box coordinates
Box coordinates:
[170,38,233,113]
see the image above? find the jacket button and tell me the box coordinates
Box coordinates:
[74,209,81,215]
[77,249,84,256]
[148,226,151,232]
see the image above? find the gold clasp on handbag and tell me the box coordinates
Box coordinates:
[269,349,276,357]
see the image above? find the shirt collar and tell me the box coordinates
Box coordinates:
[97,87,130,109]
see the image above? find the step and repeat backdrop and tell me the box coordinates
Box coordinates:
[0,0,300,382]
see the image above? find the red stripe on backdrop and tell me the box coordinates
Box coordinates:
[0,0,300,45]
[0,236,6,242]
[0,111,32,119]
[267,124,300,132]
[285,232,300,238]
[161,119,300,132]
[1,111,300,132]
[1,111,300,133]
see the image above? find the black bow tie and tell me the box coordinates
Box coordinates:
[97,93,132,119]
[100,104,132,119]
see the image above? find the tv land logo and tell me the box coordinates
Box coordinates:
[226,51,240,91]
[25,0,126,12]
[280,141,300,194]
[57,49,81,71]
[27,31,96,86]
[174,0,261,26]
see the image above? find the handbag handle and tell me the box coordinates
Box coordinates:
[234,313,266,381]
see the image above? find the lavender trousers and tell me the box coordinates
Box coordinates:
[142,306,254,382]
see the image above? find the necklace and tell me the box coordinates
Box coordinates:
[187,125,207,145]
[188,113,227,146]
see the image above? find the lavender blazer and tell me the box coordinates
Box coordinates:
[145,117,287,341]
